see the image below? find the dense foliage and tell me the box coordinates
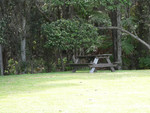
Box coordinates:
[0,0,150,75]
[42,19,99,51]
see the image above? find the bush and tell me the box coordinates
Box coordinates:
[42,19,99,52]
[5,59,18,75]
[139,57,150,69]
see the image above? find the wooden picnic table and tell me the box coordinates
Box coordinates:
[70,54,117,73]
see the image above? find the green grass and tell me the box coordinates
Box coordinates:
[0,70,150,113]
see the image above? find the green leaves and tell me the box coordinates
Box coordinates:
[139,57,150,69]
[89,12,111,26]
[99,0,131,11]
[42,19,99,52]
[122,37,134,55]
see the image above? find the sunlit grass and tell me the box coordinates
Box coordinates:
[0,70,150,113]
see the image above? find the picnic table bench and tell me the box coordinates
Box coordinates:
[70,54,117,73]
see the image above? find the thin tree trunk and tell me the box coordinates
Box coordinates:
[117,8,122,70]
[148,26,150,45]
[0,44,4,75]
[0,0,4,75]
[21,38,26,62]
[21,16,26,73]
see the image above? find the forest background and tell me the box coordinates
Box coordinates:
[0,0,150,75]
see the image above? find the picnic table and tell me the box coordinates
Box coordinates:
[70,54,117,73]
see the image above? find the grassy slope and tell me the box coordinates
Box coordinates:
[0,70,150,113]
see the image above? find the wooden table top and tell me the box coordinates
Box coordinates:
[76,54,112,58]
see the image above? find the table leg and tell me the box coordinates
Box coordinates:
[90,57,99,73]
[106,57,115,72]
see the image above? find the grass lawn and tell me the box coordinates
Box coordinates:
[0,70,150,113]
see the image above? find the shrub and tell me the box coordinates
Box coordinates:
[139,57,150,69]
[42,19,99,52]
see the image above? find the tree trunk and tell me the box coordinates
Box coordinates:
[0,44,4,75]
[148,26,150,53]
[117,8,122,70]
[109,11,118,63]
[21,38,26,62]
[21,16,26,73]
[0,0,4,75]
[149,26,150,45]
[109,9,122,70]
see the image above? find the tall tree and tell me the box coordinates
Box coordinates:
[15,0,32,73]
[116,8,122,70]
[109,9,122,69]
[0,0,5,75]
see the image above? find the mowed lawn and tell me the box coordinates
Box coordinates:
[0,70,150,113]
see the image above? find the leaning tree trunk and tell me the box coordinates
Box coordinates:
[0,44,4,75]
[98,27,150,50]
